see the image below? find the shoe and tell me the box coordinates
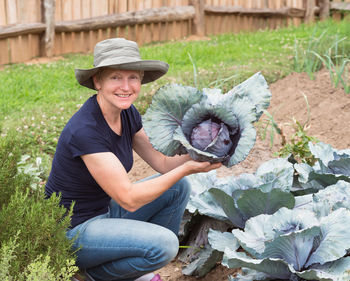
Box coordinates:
[150,274,163,281]
[71,273,86,281]
[71,270,95,281]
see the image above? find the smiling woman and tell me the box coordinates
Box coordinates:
[44,38,222,281]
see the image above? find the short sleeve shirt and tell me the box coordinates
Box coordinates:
[45,94,142,228]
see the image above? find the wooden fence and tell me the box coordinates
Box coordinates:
[0,0,349,65]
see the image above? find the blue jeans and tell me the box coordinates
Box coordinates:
[66,175,191,281]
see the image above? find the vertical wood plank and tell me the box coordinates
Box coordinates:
[118,0,127,13]
[91,0,108,17]
[144,0,152,9]
[153,0,162,8]
[72,0,81,19]
[9,36,24,63]
[62,0,72,20]
[128,0,137,11]
[144,23,153,44]
[81,0,91,18]
[55,0,62,21]
[7,0,18,24]
[53,32,62,56]
[0,0,7,25]
[0,39,10,65]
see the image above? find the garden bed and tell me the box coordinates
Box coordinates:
[128,68,350,281]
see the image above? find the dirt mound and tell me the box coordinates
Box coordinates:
[129,68,350,280]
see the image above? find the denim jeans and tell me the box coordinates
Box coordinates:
[66,175,191,281]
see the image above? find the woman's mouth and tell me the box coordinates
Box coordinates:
[115,94,131,98]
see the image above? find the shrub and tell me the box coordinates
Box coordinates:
[0,133,77,280]
[0,132,32,208]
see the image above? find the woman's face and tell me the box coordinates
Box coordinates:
[93,68,142,111]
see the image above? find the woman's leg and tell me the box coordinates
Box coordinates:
[68,217,178,281]
[109,176,191,234]
[68,176,191,280]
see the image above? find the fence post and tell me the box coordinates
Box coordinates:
[189,0,205,37]
[41,0,55,57]
[319,0,330,20]
[304,0,316,23]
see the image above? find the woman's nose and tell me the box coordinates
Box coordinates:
[120,78,130,91]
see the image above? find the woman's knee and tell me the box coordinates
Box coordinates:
[150,229,179,266]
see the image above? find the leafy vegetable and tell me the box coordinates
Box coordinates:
[295,180,350,218]
[187,158,295,228]
[143,72,271,167]
[294,141,350,194]
[213,207,350,280]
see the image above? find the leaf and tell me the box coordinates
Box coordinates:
[306,208,350,266]
[182,245,223,277]
[236,188,295,219]
[263,226,321,271]
[208,229,239,253]
[143,84,203,156]
[293,256,350,281]
[209,188,245,228]
[186,190,228,221]
[222,249,292,280]
[226,72,272,121]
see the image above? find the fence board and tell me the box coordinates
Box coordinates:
[0,38,9,64]
[7,0,18,24]
[72,0,81,20]
[0,0,7,25]
[81,0,91,19]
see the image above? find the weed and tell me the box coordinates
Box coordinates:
[311,50,350,93]
[258,93,318,165]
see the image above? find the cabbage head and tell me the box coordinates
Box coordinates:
[143,72,271,167]
[212,207,350,280]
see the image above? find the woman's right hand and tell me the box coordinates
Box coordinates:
[183,160,222,175]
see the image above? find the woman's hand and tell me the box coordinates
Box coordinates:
[183,160,222,176]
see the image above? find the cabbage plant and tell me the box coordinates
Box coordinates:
[211,207,350,280]
[187,158,295,228]
[295,180,350,218]
[143,72,271,167]
[294,141,350,194]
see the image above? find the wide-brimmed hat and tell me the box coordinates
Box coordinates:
[74,38,169,90]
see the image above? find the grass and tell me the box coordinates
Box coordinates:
[0,19,349,172]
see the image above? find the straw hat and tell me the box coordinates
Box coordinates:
[74,38,169,90]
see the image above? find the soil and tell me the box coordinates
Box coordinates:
[128,68,350,281]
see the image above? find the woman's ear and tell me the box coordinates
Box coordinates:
[93,75,101,91]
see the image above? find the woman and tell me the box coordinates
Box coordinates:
[45,38,221,281]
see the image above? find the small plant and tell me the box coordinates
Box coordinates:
[277,117,318,165]
[311,51,350,94]
[258,93,318,165]
[293,29,326,79]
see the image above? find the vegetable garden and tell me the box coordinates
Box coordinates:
[1,19,350,280]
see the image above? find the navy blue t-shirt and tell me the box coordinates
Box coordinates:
[45,94,142,228]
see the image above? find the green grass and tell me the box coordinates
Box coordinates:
[0,19,349,166]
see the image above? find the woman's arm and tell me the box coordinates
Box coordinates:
[132,128,193,173]
[81,151,221,212]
